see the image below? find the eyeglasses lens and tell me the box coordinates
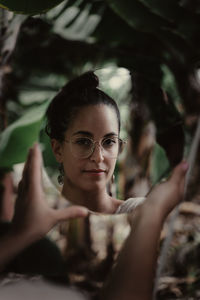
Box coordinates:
[70,137,121,158]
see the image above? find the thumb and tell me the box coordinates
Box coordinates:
[55,205,89,222]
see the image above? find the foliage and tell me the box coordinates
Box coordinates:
[150,143,170,185]
[1,0,200,180]
[0,0,65,15]
[0,102,48,169]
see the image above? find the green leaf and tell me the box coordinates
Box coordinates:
[105,0,197,60]
[0,102,49,169]
[39,121,59,172]
[137,0,183,21]
[105,0,170,33]
[150,143,170,185]
[0,0,65,15]
[93,5,157,46]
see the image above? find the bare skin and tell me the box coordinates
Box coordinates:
[0,144,188,300]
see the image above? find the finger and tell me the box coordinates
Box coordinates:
[55,205,89,222]
[169,160,188,186]
[29,143,43,187]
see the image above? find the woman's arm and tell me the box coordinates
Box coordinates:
[100,161,188,300]
[0,144,88,272]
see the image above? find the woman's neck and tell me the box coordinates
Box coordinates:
[62,182,122,214]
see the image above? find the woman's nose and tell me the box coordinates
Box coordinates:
[89,143,104,162]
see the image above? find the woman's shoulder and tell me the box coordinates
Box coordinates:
[115,197,146,214]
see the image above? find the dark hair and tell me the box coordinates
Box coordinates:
[45,71,121,141]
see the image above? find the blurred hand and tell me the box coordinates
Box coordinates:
[12,144,88,239]
[145,160,188,218]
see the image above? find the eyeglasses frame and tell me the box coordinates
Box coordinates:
[64,136,127,159]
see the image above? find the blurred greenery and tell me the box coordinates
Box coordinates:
[150,143,170,186]
[1,0,200,188]
[0,102,49,169]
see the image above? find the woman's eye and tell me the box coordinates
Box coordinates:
[75,138,91,146]
[103,138,116,147]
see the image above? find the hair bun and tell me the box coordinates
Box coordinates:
[62,71,99,93]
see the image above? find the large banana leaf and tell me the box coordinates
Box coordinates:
[0,102,49,169]
[105,0,170,34]
[137,0,184,21]
[105,0,199,56]
[0,0,65,15]
[138,0,200,42]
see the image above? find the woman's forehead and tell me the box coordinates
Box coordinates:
[67,104,119,136]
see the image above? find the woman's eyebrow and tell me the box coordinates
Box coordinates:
[72,131,93,137]
[72,131,118,138]
[104,132,118,138]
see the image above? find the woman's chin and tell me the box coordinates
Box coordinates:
[80,179,107,192]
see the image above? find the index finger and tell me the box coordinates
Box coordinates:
[29,143,43,187]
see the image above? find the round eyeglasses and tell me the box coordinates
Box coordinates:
[65,136,126,159]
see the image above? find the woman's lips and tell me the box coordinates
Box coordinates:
[83,169,106,175]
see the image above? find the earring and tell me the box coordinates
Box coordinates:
[111,174,115,184]
[57,163,64,185]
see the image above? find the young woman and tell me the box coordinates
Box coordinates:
[45,71,142,213]
[0,71,188,299]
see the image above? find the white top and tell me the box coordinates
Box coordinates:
[115,197,146,214]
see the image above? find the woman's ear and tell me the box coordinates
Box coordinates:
[51,139,63,163]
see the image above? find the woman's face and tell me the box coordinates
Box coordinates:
[52,104,119,192]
